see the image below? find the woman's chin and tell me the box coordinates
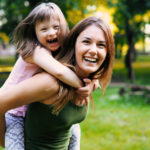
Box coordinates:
[83,67,98,74]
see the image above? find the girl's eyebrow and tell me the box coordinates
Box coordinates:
[83,37,91,40]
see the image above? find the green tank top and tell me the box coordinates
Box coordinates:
[24,101,88,150]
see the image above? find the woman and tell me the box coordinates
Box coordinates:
[0,16,115,149]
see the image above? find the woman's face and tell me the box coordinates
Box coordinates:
[75,25,107,78]
[35,16,60,51]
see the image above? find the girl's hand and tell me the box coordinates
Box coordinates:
[92,79,101,91]
[76,79,93,98]
[75,79,94,105]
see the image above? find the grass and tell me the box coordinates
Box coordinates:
[80,87,150,150]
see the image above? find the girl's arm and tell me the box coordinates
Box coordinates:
[0,72,59,146]
[25,46,82,88]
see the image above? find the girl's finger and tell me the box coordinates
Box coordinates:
[83,78,91,86]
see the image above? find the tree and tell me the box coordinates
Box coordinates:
[107,0,150,83]
[0,0,30,37]
[0,0,108,35]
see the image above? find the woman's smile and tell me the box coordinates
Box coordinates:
[83,56,98,63]
[75,25,107,78]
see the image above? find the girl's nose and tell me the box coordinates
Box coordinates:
[48,28,56,36]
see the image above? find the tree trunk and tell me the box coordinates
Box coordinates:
[125,22,135,83]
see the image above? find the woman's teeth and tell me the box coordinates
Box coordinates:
[84,57,97,63]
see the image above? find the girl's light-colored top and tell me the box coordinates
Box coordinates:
[1,56,39,117]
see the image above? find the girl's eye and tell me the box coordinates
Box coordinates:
[41,28,47,31]
[54,25,60,30]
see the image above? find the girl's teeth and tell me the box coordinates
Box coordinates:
[48,38,57,43]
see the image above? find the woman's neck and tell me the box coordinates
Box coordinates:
[75,66,89,79]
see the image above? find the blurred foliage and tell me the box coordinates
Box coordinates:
[0,0,30,39]
[106,0,150,82]
[112,55,150,85]
[0,0,107,37]
[0,0,150,48]
[107,0,150,53]
[0,33,9,45]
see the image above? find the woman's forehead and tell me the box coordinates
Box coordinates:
[78,25,105,41]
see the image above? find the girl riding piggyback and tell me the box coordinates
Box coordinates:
[1,2,88,150]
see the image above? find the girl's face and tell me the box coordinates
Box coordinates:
[35,16,60,51]
[75,25,107,78]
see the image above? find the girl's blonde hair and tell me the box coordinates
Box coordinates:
[13,2,69,59]
[53,16,115,114]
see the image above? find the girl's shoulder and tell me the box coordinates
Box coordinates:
[9,56,39,83]
[15,56,39,71]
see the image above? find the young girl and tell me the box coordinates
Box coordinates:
[1,2,87,150]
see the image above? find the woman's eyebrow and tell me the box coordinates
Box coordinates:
[99,41,106,44]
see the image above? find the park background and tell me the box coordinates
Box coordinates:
[0,0,150,149]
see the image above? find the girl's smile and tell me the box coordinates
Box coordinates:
[35,16,60,51]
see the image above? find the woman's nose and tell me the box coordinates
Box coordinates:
[89,44,97,55]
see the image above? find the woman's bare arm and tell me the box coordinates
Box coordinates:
[0,72,59,146]
[26,46,82,88]
[0,72,59,113]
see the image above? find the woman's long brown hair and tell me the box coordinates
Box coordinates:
[52,16,115,114]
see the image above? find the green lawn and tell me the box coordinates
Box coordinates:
[80,86,150,150]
